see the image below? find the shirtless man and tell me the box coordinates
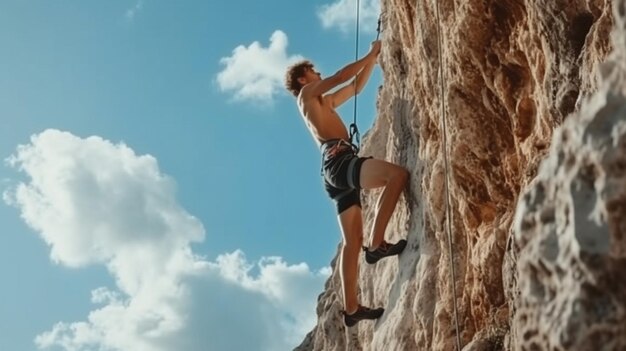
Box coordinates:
[284,40,409,327]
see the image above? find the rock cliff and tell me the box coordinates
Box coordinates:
[297,0,622,350]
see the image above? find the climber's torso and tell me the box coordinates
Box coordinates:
[298,93,350,147]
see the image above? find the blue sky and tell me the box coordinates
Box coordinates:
[0,1,382,350]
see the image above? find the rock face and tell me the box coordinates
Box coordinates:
[509,2,626,350]
[296,0,620,350]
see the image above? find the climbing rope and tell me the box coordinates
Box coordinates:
[433,0,462,349]
[350,1,383,152]
[349,0,361,150]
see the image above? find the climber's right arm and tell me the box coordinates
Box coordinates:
[302,41,381,99]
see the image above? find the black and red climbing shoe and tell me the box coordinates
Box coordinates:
[343,305,385,327]
[364,239,407,264]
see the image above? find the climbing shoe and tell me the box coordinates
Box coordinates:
[343,305,385,327]
[364,239,407,264]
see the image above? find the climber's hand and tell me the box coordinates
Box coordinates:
[369,40,381,58]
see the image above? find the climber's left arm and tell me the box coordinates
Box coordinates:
[328,58,377,108]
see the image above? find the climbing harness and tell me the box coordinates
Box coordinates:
[349,0,383,152]
[434,0,462,350]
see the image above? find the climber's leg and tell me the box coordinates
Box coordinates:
[337,204,363,314]
[359,159,410,249]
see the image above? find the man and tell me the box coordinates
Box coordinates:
[284,40,409,327]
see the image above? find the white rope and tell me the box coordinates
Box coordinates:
[433,0,462,349]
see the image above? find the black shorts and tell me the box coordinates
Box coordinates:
[320,139,372,214]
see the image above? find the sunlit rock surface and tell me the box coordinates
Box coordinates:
[510,1,626,349]
[296,0,619,350]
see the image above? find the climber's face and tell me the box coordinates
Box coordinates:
[298,66,322,86]
[308,67,322,80]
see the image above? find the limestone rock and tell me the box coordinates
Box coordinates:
[510,1,626,349]
[296,0,618,350]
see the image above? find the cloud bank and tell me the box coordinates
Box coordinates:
[216,30,304,104]
[4,130,328,351]
[317,0,381,34]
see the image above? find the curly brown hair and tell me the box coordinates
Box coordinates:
[284,60,314,97]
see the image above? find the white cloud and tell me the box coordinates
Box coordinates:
[216,30,304,104]
[4,129,329,351]
[125,0,144,21]
[317,0,381,34]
